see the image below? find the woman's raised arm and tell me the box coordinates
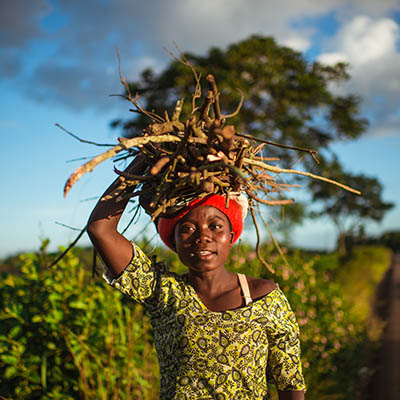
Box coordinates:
[87,154,147,277]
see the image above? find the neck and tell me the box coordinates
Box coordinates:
[187,268,237,296]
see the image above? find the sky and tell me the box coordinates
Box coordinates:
[1,0,400,258]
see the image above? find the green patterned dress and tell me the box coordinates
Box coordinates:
[103,243,306,399]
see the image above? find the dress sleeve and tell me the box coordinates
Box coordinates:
[266,288,306,391]
[102,242,158,304]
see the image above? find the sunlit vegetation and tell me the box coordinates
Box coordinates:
[0,240,391,399]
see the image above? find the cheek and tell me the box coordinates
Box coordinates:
[172,226,187,250]
[173,233,194,256]
[219,233,234,251]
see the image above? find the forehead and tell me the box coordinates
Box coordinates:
[180,205,229,224]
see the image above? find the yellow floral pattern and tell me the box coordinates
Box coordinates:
[104,243,306,399]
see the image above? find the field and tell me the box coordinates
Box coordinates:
[0,240,392,399]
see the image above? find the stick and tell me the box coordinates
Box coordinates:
[46,225,87,268]
[64,134,181,197]
[237,133,319,161]
[249,203,275,273]
[244,158,361,194]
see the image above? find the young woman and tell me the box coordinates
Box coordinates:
[87,155,306,399]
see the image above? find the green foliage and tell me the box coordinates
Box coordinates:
[0,242,158,399]
[309,158,394,250]
[0,242,390,399]
[334,246,391,330]
[115,36,367,170]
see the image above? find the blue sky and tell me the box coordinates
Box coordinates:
[1,0,400,258]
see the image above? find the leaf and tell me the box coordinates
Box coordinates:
[4,366,18,379]
[9,325,22,339]
[32,315,43,323]
[1,354,18,365]
[3,275,15,287]
[68,301,87,310]
[47,342,56,350]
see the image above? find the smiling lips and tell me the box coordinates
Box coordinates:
[190,249,215,258]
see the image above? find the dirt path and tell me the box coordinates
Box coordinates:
[367,253,400,399]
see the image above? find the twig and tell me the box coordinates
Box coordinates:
[244,158,361,194]
[237,133,319,161]
[64,134,181,197]
[245,189,295,206]
[55,222,83,231]
[121,204,142,235]
[259,211,290,268]
[249,202,275,274]
[164,43,202,113]
[116,47,164,123]
[47,225,87,268]
[206,74,222,121]
[55,124,115,147]
[66,156,97,163]
[222,89,244,119]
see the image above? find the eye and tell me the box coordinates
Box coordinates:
[179,224,195,234]
[210,222,223,230]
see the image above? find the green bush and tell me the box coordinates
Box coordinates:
[335,245,391,330]
[0,241,391,399]
[0,241,158,399]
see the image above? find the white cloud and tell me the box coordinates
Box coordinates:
[339,16,398,65]
[125,56,161,80]
[319,15,400,137]
[282,36,311,52]
[2,0,400,114]
[317,52,347,65]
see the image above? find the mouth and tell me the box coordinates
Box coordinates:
[190,249,215,258]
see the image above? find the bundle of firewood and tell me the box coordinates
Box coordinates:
[61,57,359,272]
[64,73,358,220]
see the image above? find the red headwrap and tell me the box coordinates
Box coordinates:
[157,194,245,250]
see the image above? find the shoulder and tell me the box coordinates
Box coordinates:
[246,276,277,300]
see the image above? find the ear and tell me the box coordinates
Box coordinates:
[230,231,234,246]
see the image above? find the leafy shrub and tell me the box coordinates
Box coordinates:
[0,241,391,399]
[0,241,158,399]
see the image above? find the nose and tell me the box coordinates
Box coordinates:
[194,225,212,243]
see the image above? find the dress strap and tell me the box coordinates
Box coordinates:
[238,273,252,306]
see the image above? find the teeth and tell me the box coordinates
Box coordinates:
[193,250,212,256]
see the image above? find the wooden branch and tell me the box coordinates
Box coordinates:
[47,225,87,268]
[55,124,115,147]
[64,134,181,197]
[237,133,319,160]
[116,47,164,123]
[244,158,361,194]
[245,189,295,206]
[206,74,222,121]
[249,203,275,274]
[222,89,244,119]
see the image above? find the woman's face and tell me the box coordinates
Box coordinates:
[173,205,234,273]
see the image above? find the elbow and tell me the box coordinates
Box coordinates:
[86,218,112,241]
